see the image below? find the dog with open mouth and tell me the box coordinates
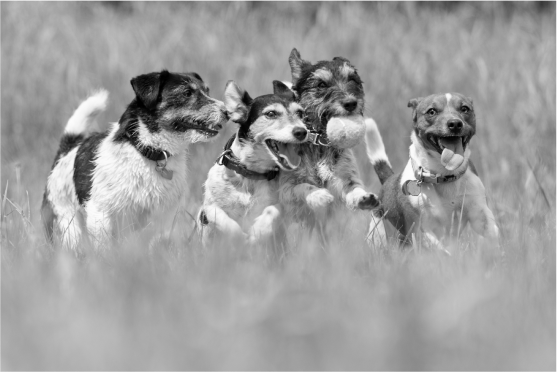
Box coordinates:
[197,80,308,248]
[41,70,228,252]
[365,92,500,249]
[278,48,380,229]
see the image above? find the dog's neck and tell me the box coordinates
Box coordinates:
[410,131,471,177]
[116,116,190,157]
[231,136,278,174]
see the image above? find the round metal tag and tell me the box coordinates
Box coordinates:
[402,180,421,196]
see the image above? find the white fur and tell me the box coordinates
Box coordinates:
[364,117,391,166]
[48,88,224,251]
[65,90,108,134]
[46,147,82,248]
[445,93,452,106]
[400,136,500,242]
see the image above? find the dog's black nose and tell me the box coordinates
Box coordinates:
[447,119,463,132]
[292,127,308,141]
[342,99,358,112]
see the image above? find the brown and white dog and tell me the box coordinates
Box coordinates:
[279,48,379,229]
[197,80,308,248]
[366,93,500,249]
[41,70,228,252]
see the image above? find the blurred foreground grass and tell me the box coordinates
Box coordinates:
[1,2,555,370]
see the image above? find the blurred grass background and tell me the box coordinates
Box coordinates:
[1,2,555,370]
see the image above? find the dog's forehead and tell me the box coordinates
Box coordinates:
[167,72,207,90]
[308,60,356,80]
[420,93,472,111]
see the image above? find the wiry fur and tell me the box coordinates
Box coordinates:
[279,49,379,229]
[367,93,500,249]
[198,80,308,251]
[42,70,228,252]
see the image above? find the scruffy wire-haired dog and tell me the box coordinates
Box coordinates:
[41,70,228,251]
[365,92,500,249]
[279,48,379,228]
[198,80,308,248]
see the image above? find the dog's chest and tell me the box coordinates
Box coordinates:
[91,143,187,212]
[401,161,466,220]
[205,165,278,222]
[296,145,341,186]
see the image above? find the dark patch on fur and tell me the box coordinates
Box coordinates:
[73,132,108,205]
[199,210,209,226]
[51,134,85,169]
[374,159,395,185]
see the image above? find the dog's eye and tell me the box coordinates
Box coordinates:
[295,110,304,119]
[461,106,470,114]
[426,108,437,116]
[317,81,328,88]
[265,111,277,119]
[184,90,193,98]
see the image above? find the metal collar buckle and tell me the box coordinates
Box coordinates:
[215,149,232,166]
[308,131,330,146]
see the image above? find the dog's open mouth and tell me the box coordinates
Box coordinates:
[426,135,470,171]
[264,139,301,171]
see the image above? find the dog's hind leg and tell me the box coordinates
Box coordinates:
[85,203,113,251]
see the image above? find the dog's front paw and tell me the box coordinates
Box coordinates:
[306,188,334,211]
[357,193,380,210]
[346,188,380,210]
[248,206,280,245]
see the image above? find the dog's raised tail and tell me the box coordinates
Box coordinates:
[65,89,109,135]
[365,117,393,185]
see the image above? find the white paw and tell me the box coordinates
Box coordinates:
[346,187,379,210]
[306,188,334,212]
[248,206,280,244]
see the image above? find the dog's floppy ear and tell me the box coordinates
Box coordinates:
[130,70,169,111]
[224,80,252,123]
[289,48,311,86]
[273,80,296,101]
[407,97,423,122]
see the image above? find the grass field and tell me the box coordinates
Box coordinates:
[1,2,555,370]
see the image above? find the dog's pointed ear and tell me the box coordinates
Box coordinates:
[130,70,169,111]
[289,48,310,86]
[407,97,423,122]
[333,56,350,64]
[224,80,252,123]
[273,80,296,101]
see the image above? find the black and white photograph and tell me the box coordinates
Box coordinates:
[1,1,555,370]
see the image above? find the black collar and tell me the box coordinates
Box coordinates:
[121,129,170,161]
[216,134,279,181]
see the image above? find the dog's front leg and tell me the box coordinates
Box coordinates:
[284,182,334,219]
[248,204,282,245]
[466,196,500,243]
[85,203,113,251]
[336,150,379,210]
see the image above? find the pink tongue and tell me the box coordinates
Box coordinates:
[439,138,464,171]
[277,143,301,169]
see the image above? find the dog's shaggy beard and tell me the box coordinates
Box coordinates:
[165,105,227,143]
